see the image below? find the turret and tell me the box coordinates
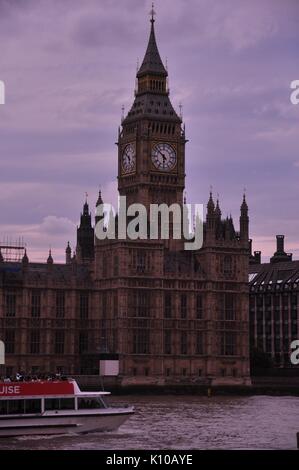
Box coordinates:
[47,249,53,265]
[95,190,104,226]
[206,191,215,231]
[76,196,95,263]
[215,198,221,220]
[22,249,29,268]
[239,193,249,241]
[66,242,72,264]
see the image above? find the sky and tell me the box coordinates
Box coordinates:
[0,0,298,262]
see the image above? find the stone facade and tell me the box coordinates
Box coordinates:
[249,235,299,368]
[0,15,251,386]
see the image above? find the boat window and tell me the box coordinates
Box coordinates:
[0,401,8,415]
[78,397,107,410]
[7,400,25,415]
[25,399,42,413]
[45,398,75,411]
[25,399,41,414]
[59,398,75,410]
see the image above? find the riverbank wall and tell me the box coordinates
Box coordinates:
[72,375,299,396]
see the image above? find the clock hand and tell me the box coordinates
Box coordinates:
[157,148,166,158]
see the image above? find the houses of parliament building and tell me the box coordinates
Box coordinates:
[0,14,251,387]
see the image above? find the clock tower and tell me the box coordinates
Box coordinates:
[118,11,186,214]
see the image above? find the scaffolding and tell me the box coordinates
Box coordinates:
[0,237,25,262]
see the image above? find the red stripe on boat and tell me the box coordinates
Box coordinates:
[0,381,75,397]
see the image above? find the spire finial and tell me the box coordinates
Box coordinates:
[150,2,156,23]
[241,189,248,213]
[207,187,215,213]
[121,105,125,123]
[137,3,167,79]
[85,192,88,203]
[179,102,183,119]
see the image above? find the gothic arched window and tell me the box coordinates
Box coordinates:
[223,255,233,276]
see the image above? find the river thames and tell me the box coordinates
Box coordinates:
[0,395,298,450]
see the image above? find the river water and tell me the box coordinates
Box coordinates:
[0,395,298,450]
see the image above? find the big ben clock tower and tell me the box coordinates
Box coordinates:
[93,8,250,389]
[118,8,186,213]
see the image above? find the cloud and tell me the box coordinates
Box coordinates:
[0,215,75,263]
[39,215,75,236]
[0,0,298,261]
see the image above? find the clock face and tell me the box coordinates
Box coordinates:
[151,143,176,171]
[122,143,136,173]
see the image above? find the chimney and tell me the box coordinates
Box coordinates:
[270,234,292,263]
[254,251,261,264]
[276,235,284,253]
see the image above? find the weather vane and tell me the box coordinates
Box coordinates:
[150,2,156,23]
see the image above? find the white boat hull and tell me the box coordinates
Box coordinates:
[0,408,134,437]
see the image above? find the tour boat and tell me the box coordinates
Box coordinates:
[0,379,134,437]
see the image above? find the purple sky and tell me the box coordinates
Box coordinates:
[0,0,298,262]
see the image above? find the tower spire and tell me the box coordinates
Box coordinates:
[215,196,221,219]
[66,241,71,264]
[150,2,156,24]
[137,5,167,79]
[207,190,215,213]
[77,197,94,263]
[22,248,29,266]
[47,249,53,265]
[240,192,249,241]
